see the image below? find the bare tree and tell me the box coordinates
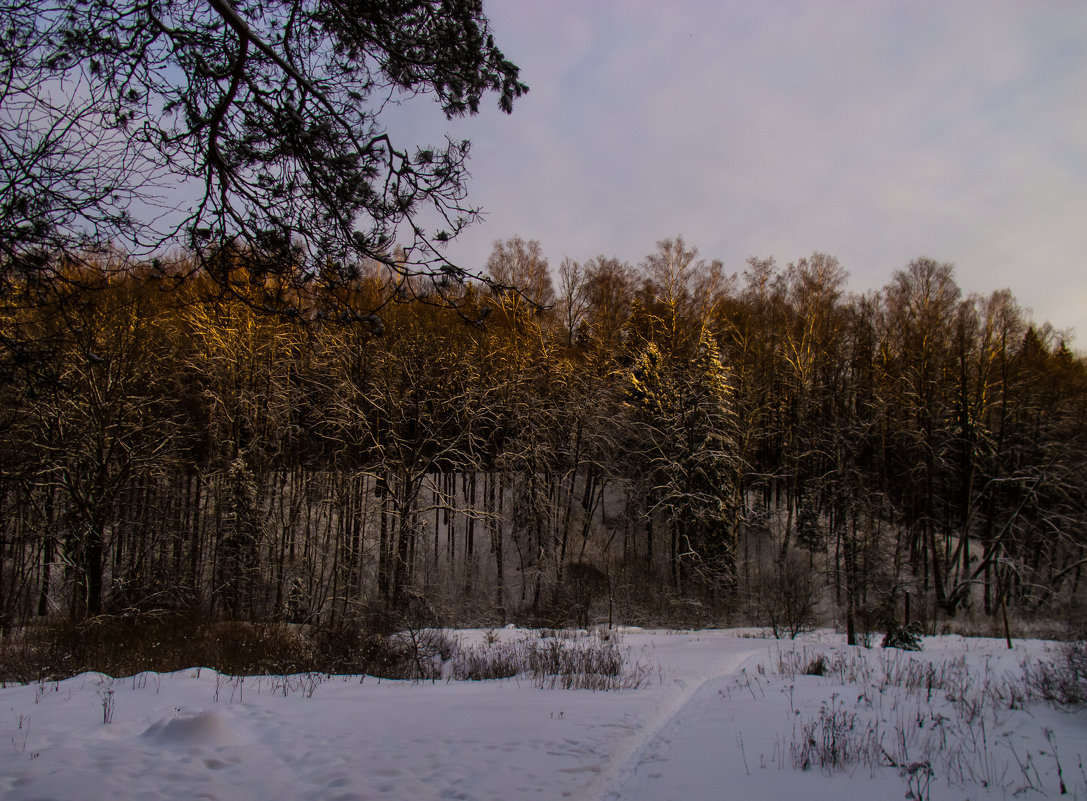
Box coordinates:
[640,236,722,356]
[485,237,555,311]
[557,258,589,348]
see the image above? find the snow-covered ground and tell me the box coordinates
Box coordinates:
[2,629,1084,800]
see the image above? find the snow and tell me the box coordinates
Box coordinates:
[2,629,1085,800]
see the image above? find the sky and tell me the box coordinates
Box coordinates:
[386,0,1087,344]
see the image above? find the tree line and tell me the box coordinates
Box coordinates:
[1,237,1085,636]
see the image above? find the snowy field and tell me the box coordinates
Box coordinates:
[2,628,1085,801]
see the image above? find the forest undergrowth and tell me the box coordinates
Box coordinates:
[0,614,656,691]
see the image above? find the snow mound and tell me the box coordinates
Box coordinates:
[141,711,240,748]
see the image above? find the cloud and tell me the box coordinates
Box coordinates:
[421,0,1087,339]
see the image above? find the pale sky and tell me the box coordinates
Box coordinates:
[388,0,1087,343]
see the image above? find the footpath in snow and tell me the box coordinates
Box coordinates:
[1,629,1084,800]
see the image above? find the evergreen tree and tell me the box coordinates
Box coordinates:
[628,333,739,593]
[218,453,262,619]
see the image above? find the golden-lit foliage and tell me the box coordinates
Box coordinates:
[0,244,1085,628]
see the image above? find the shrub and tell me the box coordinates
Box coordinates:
[882,621,924,651]
[791,695,881,773]
[804,654,828,676]
[309,621,381,674]
[563,562,610,628]
[447,641,525,681]
[756,552,818,639]
[0,614,656,691]
[1023,638,1087,706]
[0,613,323,680]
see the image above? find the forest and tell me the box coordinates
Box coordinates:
[1,235,1084,642]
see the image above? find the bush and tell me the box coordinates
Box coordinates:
[756,552,818,639]
[563,562,610,628]
[792,696,881,773]
[313,618,455,681]
[772,647,833,681]
[449,629,653,690]
[309,621,381,674]
[882,621,924,651]
[447,641,525,681]
[529,631,652,690]
[0,615,653,690]
[804,654,828,676]
[0,613,318,681]
[1023,638,1087,706]
[0,612,456,681]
